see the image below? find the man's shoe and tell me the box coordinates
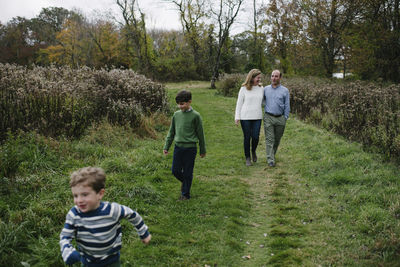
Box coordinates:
[252,152,257,162]
[268,162,275,167]
[246,157,252,166]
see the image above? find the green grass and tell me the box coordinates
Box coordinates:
[1,81,399,266]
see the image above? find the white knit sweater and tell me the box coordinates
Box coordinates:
[235,86,264,120]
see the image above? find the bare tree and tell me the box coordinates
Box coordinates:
[116,0,153,74]
[263,0,303,74]
[302,0,360,77]
[210,0,244,89]
[250,0,267,71]
[170,0,208,66]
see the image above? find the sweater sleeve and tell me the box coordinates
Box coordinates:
[195,114,206,154]
[234,87,245,120]
[60,211,81,265]
[163,115,175,151]
[120,205,150,239]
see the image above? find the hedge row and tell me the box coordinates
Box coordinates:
[0,64,169,141]
[286,78,400,160]
[216,73,246,97]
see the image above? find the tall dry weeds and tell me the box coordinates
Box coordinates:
[0,64,169,141]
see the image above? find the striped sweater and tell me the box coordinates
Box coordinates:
[60,201,150,266]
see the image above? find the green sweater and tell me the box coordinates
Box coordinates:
[163,109,206,155]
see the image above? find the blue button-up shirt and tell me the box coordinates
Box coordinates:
[263,84,290,119]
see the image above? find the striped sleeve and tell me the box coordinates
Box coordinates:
[59,209,81,264]
[120,204,150,239]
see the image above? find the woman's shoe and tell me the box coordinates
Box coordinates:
[246,157,252,166]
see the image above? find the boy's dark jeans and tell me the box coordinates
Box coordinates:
[82,260,120,267]
[240,119,262,158]
[172,145,197,198]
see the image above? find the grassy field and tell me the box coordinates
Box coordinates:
[1,81,399,266]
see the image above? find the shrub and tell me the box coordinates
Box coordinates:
[216,73,246,97]
[0,64,170,142]
[286,77,400,161]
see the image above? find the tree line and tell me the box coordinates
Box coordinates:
[0,0,399,84]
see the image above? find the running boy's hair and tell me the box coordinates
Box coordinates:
[175,90,192,103]
[69,167,105,193]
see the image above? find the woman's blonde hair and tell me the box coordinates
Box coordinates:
[242,69,262,90]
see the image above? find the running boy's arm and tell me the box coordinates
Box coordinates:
[121,204,151,244]
[59,212,81,265]
[163,116,176,154]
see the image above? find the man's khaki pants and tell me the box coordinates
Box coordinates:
[263,113,286,164]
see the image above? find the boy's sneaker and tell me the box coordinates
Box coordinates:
[178,195,190,201]
[252,152,257,162]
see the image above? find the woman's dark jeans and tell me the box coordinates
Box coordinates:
[240,119,262,158]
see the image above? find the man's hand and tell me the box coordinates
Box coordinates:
[163,150,169,155]
[200,153,206,158]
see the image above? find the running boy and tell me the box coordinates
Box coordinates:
[163,90,206,200]
[60,167,151,266]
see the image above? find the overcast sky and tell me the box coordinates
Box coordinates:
[0,0,182,30]
[0,0,259,35]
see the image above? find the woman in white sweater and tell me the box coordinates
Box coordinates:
[235,69,264,166]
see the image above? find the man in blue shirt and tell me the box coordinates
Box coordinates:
[263,70,290,167]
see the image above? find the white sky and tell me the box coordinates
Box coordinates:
[0,0,262,34]
[0,0,182,30]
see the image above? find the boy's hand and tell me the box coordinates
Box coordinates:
[142,234,151,244]
[163,150,169,155]
[200,153,206,158]
[65,250,81,265]
[235,119,239,125]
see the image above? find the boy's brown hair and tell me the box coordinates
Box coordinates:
[175,90,192,103]
[70,167,105,193]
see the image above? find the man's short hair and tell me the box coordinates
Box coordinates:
[175,90,192,103]
[272,69,282,78]
[70,167,105,193]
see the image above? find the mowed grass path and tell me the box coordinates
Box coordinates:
[163,82,400,266]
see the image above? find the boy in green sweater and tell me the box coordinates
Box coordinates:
[163,90,206,200]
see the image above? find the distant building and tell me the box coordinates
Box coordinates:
[332,73,352,79]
